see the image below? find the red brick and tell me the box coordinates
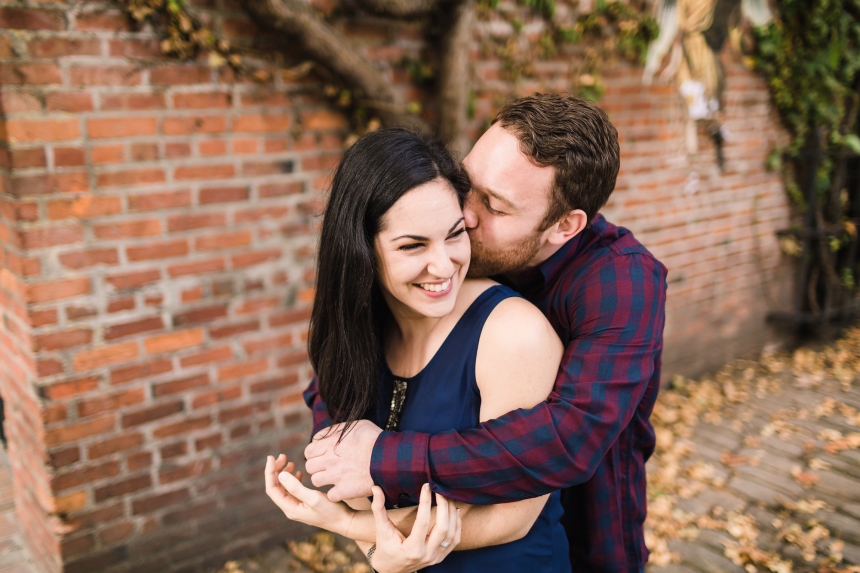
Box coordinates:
[73,342,139,372]
[199,139,227,156]
[10,148,46,169]
[6,118,79,143]
[62,534,95,559]
[99,521,135,545]
[165,142,192,158]
[195,434,223,451]
[92,144,125,164]
[161,442,188,459]
[46,92,94,112]
[122,401,183,428]
[50,446,79,468]
[144,328,204,354]
[231,249,281,268]
[75,11,131,31]
[153,373,209,397]
[233,138,258,154]
[162,116,226,135]
[33,328,93,351]
[193,384,243,411]
[0,92,41,113]
[107,297,135,313]
[59,248,119,270]
[181,286,204,302]
[94,474,152,502]
[218,359,268,381]
[175,164,235,180]
[78,388,146,418]
[173,92,232,109]
[276,349,309,369]
[195,231,252,251]
[167,258,226,277]
[152,415,211,438]
[43,376,100,400]
[259,182,303,198]
[128,190,191,211]
[236,296,279,314]
[29,37,101,57]
[243,159,295,176]
[54,147,87,167]
[66,305,97,321]
[0,8,65,30]
[158,459,212,484]
[36,358,65,380]
[127,451,152,471]
[179,346,232,368]
[269,307,312,327]
[251,374,298,394]
[167,212,226,232]
[87,117,157,139]
[47,196,122,220]
[0,62,61,85]
[106,269,160,290]
[110,359,172,385]
[234,114,292,133]
[302,109,348,130]
[12,172,89,195]
[126,240,189,261]
[104,316,164,341]
[101,93,165,111]
[108,38,160,58]
[28,277,90,303]
[51,460,121,493]
[130,142,159,161]
[96,168,165,188]
[173,304,228,326]
[218,404,255,424]
[69,66,142,86]
[199,186,249,204]
[243,333,292,355]
[30,308,59,328]
[45,415,116,447]
[94,219,162,239]
[131,489,190,515]
[209,320,259,339]
[87,433,145,459]
[151,65,211,85]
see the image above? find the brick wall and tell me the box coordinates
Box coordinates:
[0,1,792,572]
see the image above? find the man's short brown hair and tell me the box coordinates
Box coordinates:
[493,93,620,229]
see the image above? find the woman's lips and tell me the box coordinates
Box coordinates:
[415,277,453,298]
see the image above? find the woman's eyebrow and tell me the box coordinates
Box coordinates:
[390,217,465,242]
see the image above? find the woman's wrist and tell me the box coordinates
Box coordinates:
[340,506,358,539]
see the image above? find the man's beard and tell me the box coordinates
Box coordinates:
[467,230,542,278]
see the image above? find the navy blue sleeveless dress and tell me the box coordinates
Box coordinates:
[374,284,571,573]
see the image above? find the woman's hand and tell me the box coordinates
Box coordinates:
[369,484,461,573]
[264,454,355,536]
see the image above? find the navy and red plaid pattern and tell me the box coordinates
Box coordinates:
[304,214,668,573]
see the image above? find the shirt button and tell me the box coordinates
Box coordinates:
[399,493,409,499]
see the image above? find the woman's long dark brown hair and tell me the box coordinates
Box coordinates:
[309,128,471,438]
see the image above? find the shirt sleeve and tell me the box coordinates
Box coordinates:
[302,374,333,436]
[369,252,667,504]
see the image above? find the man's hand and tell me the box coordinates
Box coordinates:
[304,420,383,502]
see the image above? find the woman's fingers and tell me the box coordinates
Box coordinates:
[425,492,448,549]
[409,484,432,542]
[278,469,318,505]
[370,486,400,540]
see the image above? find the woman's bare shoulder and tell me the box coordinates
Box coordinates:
[453,278,499,310]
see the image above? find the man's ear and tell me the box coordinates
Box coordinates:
[545,209,587,246]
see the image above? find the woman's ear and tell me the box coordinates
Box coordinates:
[545,209,588,246]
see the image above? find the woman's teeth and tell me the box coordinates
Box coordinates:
[417,278,451,293]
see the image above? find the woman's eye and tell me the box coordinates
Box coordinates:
[398,243,423,251]
[447,228,466,240]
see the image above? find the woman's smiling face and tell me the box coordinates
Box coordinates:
[374,177,470,321]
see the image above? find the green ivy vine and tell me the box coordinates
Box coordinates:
[752,0,860,303]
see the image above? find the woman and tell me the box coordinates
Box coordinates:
[264,128,570,573]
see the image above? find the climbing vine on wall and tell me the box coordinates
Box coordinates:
[752,0,860,319]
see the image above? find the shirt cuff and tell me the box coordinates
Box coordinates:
[369,430,430,508]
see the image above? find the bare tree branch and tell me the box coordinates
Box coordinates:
[243,0,427,130]
[437,0,475,154]
[353,0,438,19]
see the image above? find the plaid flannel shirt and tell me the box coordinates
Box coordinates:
[304,214,668,572]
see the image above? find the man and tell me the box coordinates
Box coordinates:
[301,93,667,572]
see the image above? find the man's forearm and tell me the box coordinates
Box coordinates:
[345,501,539,550]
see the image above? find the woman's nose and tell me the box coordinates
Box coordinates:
[427,244,455,278]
